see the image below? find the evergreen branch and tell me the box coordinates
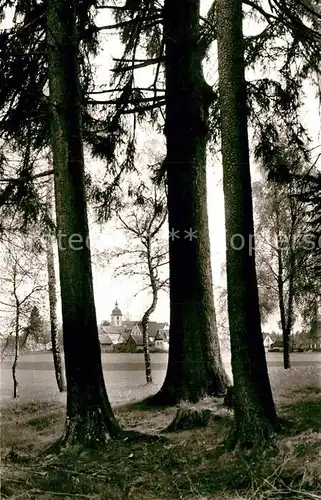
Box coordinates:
[120,101,165,114]
[0,170,53,183]
[95,14,161,32]
[88,87,165,94]
[243,0,278,22]
[87,95,165,105]
[111,57,164,72]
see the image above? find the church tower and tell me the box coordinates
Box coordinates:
[111,301,122,327]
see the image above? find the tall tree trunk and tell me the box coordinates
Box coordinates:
[151,0,229,405]
[217,0,277,448]
[46,0,121,445]
[46,179,66,392]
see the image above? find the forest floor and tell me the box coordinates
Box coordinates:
[1,367,321,499]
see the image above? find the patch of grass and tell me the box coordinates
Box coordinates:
[305,386,321,395]
[280,399,321,433]
[1,389,321,499]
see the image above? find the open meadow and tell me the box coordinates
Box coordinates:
[1,352,321,499]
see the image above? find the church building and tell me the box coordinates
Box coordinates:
[98,301,169,350]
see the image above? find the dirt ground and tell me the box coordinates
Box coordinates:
[1,365,321,499]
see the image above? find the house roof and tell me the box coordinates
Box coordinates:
[155,329,169,341]
[263,332,280,342]
[120,331,131,342]
[122,320,138,328]
[99,320,169,339]
[127,334,144,346]
[102,325,124,335]
[99,333,113,345]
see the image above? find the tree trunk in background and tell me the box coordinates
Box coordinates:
[46,179,66,392]
[12,302,19,398]
[276,238,290,368]
[12,264,19,398]
[46,0,121,445]
[310,297,318,348]
[141,306,155,384]
[141,237,158,384]
[217,0,277,448]
[151,0,229,405]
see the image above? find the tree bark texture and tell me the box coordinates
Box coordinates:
[217,0,278,448]
[46,0,121,446]
[153,0,229,405]
[46,178,67,392]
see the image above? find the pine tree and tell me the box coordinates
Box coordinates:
[46,0,121,445]
[217,0,278,448]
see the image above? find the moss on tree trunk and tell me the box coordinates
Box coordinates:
[217,0,278,448]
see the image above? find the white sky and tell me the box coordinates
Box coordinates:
[0,2,320,330]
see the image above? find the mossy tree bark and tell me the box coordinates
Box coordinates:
[46,0,121,446]
[151,0,229,405]
[217,0,278,448]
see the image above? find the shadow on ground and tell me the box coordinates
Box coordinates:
[1,386,321,499]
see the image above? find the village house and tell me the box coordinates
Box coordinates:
[99,301,170,352]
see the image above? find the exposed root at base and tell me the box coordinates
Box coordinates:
[224,423,278,454]
[116,429,166,443]
[163,406,224,433]
[41,427,165,456]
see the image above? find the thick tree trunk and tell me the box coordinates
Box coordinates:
[46,0,121,445]
[46,179,66,392]
[151,0,229,405]
[217,0,277,448]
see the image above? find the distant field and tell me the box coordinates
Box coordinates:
[1,351,320,407]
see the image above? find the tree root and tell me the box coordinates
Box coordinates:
[116,429,166,443]
[223,386,235,409]
[224,421,278,454]
[162,406,223,433]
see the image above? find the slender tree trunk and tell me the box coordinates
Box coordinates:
[46,179,66,392]
[12,266,19,398]
[46,0,121,445]
[310,297,318,348]
[276,239,289,367]
[284,226,296,368]
[141,307,154,385]
[141,238,158,384]
[12,305,19,399]
[150,0,229,405]
[217,0,277,448]
[283,274,295,369]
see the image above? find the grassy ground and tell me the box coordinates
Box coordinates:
[1,383,321,499]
